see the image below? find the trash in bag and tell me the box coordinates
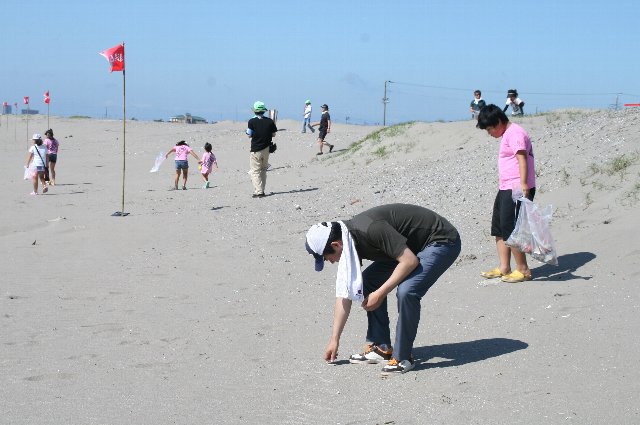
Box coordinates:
[505,197,558,265]
[24,164,36,180]
[150,152,166,173]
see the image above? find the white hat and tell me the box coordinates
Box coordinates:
[32,133,42,140]
[305,223,332,271]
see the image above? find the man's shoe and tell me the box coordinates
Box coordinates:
[329,144,334,153]
[316,152,323,155]
[252,193,266,198]
[349,344,392,364]
[381,357,415,373]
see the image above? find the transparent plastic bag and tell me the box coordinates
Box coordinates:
[150,151,166,173]
[505,198,558,265]
[24,164,36,180]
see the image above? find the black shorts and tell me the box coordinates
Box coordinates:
[318,129,327,140]
[48,153,57,163]
[491,188,536,240]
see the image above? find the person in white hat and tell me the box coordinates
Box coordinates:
[25,134,49,195]
[305,203,461,373]
[302,100,314,133]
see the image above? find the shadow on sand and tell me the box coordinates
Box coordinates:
[267,187,319,196]
[413,337,528,370]
[533,251,596,282]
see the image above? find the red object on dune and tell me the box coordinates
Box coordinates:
[99,44,125,72]
[44,91,50,104]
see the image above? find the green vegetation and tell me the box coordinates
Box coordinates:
[340,121,416,156]
[69,115,91,119]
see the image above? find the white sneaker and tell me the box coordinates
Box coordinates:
[349,344,393,364]
[381,358,415,373]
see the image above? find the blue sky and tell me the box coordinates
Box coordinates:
[1,0,639,124]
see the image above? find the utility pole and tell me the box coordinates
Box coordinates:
[383,80,391,126]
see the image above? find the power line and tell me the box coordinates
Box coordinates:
[389,81,638,98]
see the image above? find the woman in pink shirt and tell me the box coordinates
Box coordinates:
[43,129,59,185]
[165,140,200,190]
[476,104,536,283]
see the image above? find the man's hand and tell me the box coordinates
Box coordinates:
[361,290,385,312]
[324,340,339,362]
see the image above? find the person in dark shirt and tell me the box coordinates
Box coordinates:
[246,101,277,198]
[305,204,461,373]
[310,103,333,155]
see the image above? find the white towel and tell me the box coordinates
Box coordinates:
[335,221,364,302]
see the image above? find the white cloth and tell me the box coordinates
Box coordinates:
[335,221,364,302]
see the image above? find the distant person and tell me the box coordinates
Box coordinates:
[476,104,536,283]
[503,89,525,116]
[310,104,333,155]
[302,100,314,133]
[469,90,486,120]
[305,204,461,373]
[25,133,49,195]
[43,129,59,185]
[246,101,278,198]
[200,142,218,189]
[165,140,200,190]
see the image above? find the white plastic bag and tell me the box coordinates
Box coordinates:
[23,164,36,180]
[150,152,166,173]
[505,198,558,265]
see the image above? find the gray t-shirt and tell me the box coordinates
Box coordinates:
[343,204,459,262]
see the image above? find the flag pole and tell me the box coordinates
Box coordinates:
[47,91,50,129]
[26,103,30,149]
[121,50,126,216]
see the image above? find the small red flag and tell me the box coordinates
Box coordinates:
[23,96,29,105]
[44,91,50,104]
[99,44,125,72]
[2,102,7,107]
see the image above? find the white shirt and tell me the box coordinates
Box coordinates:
[304,104,312,119]
[29,145,47,167]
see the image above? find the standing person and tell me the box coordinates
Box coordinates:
[503,89,525,116]
[247,101,277,198]
[25,134,49,195]
[43,129,59,185]
[305,204,461,374]
[310,104,333,155]
[200,142,218,189]
[469,90,486,120]
[302,100,314,133]
[165,140,200,190]
[476,104,536,283]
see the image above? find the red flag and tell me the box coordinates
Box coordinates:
[44,91,50,104]
[23,96,29,105]
[2,102,7,106]
[99,44,125,72]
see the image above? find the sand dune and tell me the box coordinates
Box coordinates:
[1,109,639,424]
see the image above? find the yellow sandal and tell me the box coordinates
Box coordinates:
[480,267,504,279]
[501,270,532,283]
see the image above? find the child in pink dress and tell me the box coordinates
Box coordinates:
[200,142,218,188]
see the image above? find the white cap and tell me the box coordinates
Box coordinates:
[32,133,42,140]
[305,223,332,271]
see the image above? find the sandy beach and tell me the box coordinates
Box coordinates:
[1,109,639,424]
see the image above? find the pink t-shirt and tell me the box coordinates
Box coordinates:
[200,152,216,174]
[44,137,59,154]
[498,123,536,190]
[174,145,192,160]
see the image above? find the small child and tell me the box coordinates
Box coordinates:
[200,142,218,188]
